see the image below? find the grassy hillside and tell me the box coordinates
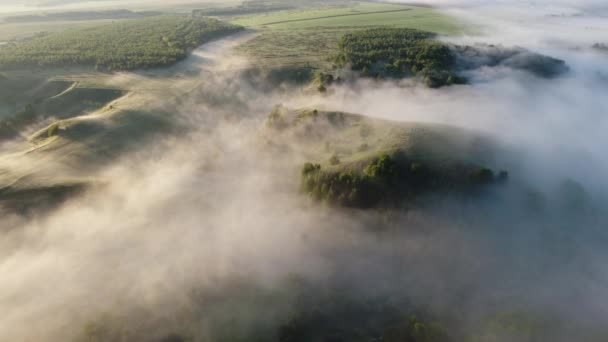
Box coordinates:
[263,106,508,208]
[0,16,243,71]
[0,74,125,140]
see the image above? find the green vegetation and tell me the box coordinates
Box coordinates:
[0,20,117,42]
[0,16,243,71]
[231,3,466,34]
[301,153,507,208]
[3,10,161,23]
[329,28,568,87]
[235,2,466,83]
[238,27,344,72]
[192,2,292,17]
[333,28,465,87]
[264,107,507,208]
[0,83,124,140]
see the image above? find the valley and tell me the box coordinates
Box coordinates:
[0,1,607,342]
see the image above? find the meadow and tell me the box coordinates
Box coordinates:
[230,2,465,33]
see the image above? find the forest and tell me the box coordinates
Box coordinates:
[332,28,567,87]
[301,154,507,208]
[0,16,243,71]
[332,28,464,87]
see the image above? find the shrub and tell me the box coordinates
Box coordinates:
[47,122,60,137]
[329,154,340,165]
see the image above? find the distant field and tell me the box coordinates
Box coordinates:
[0,20,119,41]
[235,2,467,72]
[0,16,243,71]
[231,2,465,34]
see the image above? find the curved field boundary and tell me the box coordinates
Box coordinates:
[261,8,413,26]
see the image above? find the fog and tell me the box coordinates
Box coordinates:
[1,1,608,341]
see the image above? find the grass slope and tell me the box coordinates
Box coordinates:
[263,107,507,208]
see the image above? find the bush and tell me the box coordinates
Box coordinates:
[301,153,508,208]
[332,28,461,87]
[471,167,495,184]
[329,154,340,165]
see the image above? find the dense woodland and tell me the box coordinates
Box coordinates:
[0,16,243,71]
[332,28,464,88]
[301,153,507,208]
[331,28,567,88]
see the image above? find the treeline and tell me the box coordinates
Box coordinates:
[332,28,464,88]
[3,10,161,23]
[301,153,508,208]
[0,16,243,71]
[593,43,608,52]
[331,28,567,88]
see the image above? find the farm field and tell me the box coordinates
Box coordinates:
[0,20,120,41]
[230,2,466,34]
[234,2,468,71]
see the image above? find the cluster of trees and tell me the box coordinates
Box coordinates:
[592,43,608,52]
[314,71,340,92]
[0,16,243,71]
[332,28,465,88]
[301,153,508,208]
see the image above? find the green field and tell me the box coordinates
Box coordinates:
[231,2,465,34]
[0,20,121,41]
[235,2,467,73]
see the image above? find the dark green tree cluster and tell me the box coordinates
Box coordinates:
[0,16,243,71]
[301,153,508,208]
[333,28,465,87]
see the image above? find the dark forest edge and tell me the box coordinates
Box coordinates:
[328,28,568,88]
